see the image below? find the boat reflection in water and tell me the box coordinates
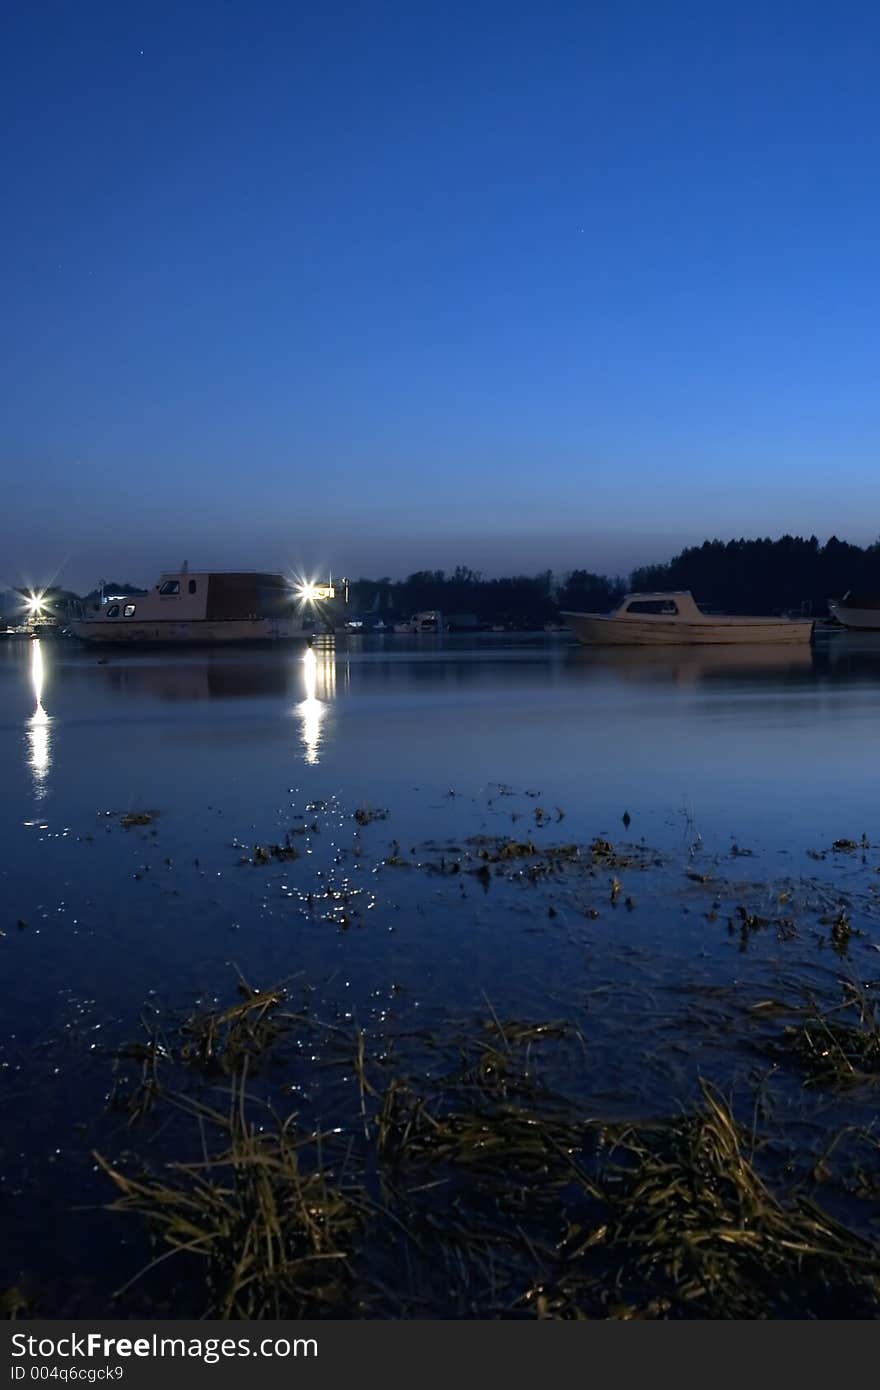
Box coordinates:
[81,641,340,763]
[298,639,337,765]
[571,642,816,688]
[27,639,52,795]
[92,658,293,702]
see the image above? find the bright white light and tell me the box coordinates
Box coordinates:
[295,578,335,605]
[26,591,46,615]
[299,648,321,764]
[27,640,51,793]
[296,644,336,764]
[31,639,45,706]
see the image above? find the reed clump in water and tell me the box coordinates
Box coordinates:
[772,980,880,1088]
[534,1080,880,1318]
[96,1069,362,1318]
[97,985,880,1319]
[178,981,290,1075]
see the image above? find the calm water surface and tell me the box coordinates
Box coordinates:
[4,629,879,866]
[2,630,880,1309]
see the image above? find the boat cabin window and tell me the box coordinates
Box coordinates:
[123,604,136,617]
[625,599,679,615]
[188,579,197,594]
[158,580,180,595]
[106,604,120,618]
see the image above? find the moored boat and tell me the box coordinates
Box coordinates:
[563,591,814,646]
[392,610,443,634]
[71,569,311,645]
[827,592,880,630]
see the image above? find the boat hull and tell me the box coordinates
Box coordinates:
[71,618,309,646]
[828,602,880,630]
[563,613,814,646]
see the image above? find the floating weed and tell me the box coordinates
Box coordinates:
[246,842,299,865]
[179,981,290,1076]
[119,811,159,830]
[732,904,798,946]
[771,981,880,1088]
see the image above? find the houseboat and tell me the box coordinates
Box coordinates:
[563,592,814,646]
[71,570,312,646]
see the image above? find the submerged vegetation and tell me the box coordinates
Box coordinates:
[770,981,880,1088]
[4,791,880,1319]
[94,982,880,1319]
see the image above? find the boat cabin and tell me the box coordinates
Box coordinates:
[612,592,705,620]
[96,571,296,624]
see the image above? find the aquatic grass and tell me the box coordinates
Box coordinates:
[772,980,880,1088]
[178,980,291,1076]
[535,1081,880,1319]
[95,1068,363,1318]
[98,987,880,1319]
[109,1016,172,1123]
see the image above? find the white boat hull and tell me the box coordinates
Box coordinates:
[828,602,880,630]
[564,613,813,646]
[71,618,309,645]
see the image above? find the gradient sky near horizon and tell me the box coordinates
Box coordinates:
[3,0,880,592]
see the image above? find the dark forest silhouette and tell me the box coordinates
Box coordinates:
[348,535,880,625]
[629,534,880,616]
[8,536,880,629]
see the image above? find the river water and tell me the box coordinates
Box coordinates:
[2,630,879,1312]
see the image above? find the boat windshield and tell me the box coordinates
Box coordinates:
[158,580,180,595]
[624,599,679,615]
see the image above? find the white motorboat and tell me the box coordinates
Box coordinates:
[827,592,880,630]
[563,591,814,646]
[393,610,443,634]
[72,569,311,645]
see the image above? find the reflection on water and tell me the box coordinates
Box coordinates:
[297,639,337,764]
[572,642,817,687]
[27,639,52,796]
[8,628,880,827]
[93,658,293,701]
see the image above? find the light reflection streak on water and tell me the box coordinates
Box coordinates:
[298,641,336,764]
[27,639,52,795]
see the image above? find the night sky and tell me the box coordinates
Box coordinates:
[4,2,880,592]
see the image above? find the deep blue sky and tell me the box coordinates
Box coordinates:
[3,1,880,591]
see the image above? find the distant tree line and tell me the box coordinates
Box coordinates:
[628,535,880,616]
[347,566,625,628]
[349,536,880,624]
[15,538,880,629]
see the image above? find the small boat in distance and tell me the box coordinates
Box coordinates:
[563,591,814,646]
[72,569,312,645]
[393,610,443,634]
[827,592,880,630]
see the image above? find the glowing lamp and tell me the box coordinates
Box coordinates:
[296,580,335,603]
